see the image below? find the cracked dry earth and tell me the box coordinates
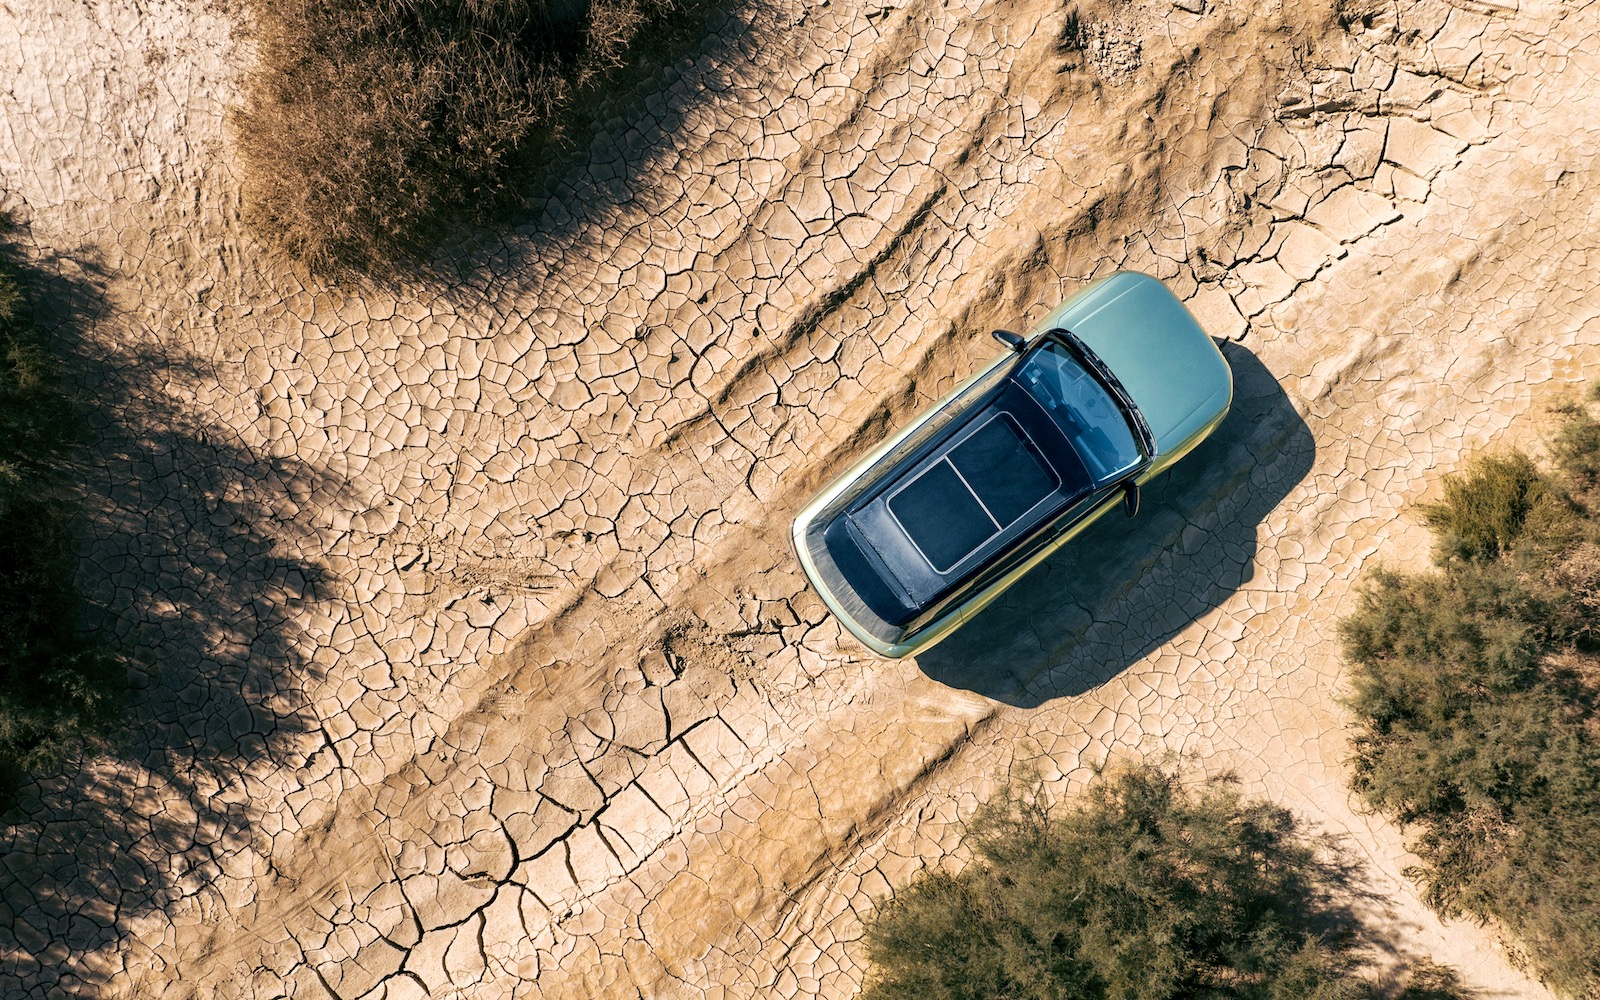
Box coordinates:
[2,0,1599,993]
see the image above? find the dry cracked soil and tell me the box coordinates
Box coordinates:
[2,0,1599,995]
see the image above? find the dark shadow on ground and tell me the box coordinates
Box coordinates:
[0,223,340,992]
[916,343,1314,707]
[425,0,766,281]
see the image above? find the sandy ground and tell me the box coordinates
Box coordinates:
[2,0,1599,994]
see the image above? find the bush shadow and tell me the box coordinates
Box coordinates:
[916,343,1314,707]
[423,0,766,279]
[0,229,341,990]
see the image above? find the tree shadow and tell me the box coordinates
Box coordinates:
[916,343,1314,706]
[0,228,342,991]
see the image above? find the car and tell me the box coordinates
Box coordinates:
[791,271,1233,659]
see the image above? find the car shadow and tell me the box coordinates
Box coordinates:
[915,342,1314,707]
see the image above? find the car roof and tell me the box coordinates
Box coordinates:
[885,411,1060,572]
[823,377,1095,625]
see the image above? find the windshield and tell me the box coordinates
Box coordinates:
[1017,339,1142,482]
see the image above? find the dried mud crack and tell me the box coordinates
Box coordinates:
[2,0,1599,996]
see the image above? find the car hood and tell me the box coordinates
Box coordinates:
[1031,272,1231,457]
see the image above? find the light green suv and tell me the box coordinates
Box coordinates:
[792,271,1233,658]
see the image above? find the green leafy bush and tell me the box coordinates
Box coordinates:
[861,764,1380,1000]
[0,222,119,802]
[1342,400,1600,998]
[236,0,697,272]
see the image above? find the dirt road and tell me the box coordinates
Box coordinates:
[2,0,1598,994]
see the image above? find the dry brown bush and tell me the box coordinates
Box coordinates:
[235,0,679,273]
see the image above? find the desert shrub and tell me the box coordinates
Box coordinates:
[1334,0,1381,32]
[1396,963,1473,1000]
[1551,393,1600,486]
[1342,399,1600,998]
[1059,7,1088,55]
[0,221,120,803]
[860,764,1380,1000]
[1416,453,1569,564]
[236,0,693,272]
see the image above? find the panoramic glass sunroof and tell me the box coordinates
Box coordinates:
[887,415,1058,573]
[953,416,1057,523]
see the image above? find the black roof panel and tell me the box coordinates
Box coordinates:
[952,415,1058,527]
[821,379,1097,631]
[887,415,1061,574]
[888,458,996,573]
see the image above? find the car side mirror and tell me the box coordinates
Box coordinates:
[991,329,1026,352]
[1122,481,1141,518]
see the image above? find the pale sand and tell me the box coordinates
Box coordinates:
[1,0,1597,995]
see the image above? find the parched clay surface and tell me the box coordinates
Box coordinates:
[2,0,1599,994]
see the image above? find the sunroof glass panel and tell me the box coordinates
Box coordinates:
[888,459,997,572]
[950,415,1058,526]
